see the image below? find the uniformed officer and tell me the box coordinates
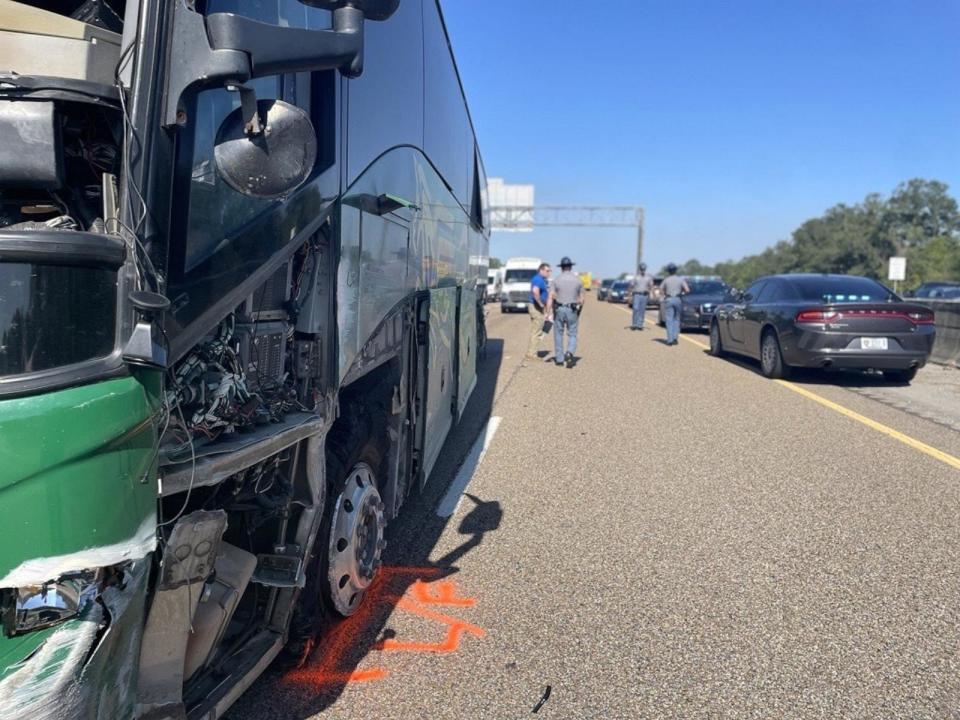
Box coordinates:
[660,263,690,346]
[525,262,552,364]
[630,262,654,330]
[552,256,583,368]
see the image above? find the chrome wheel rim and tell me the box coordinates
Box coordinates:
[327,463,385,615]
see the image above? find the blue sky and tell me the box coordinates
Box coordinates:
[442,0,960,278]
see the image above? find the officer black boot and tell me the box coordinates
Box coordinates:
[564,351,574,368]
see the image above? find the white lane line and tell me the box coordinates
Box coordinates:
[436,416,502,517]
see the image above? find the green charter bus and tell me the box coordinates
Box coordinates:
[0,1,489,717]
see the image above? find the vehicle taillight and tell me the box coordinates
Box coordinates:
[795,309,837,324]
[907,310,935,325]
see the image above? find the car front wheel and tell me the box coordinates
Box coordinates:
[709,321,725,357]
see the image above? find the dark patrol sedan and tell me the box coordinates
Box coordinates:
[606,280,631,303]
[709,274,936,383]
[597,278,616,301]
[657,278,729,330]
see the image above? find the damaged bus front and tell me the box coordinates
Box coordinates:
[0,2,160,716]
[1,1,488,718]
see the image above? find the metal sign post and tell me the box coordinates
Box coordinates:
[889,256,906,294]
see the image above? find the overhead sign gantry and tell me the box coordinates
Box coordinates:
[486,178,645,271]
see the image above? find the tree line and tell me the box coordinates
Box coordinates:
[660,179,960,290]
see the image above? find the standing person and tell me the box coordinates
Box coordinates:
[525,262,552,364]
[552,256,583,368]
[630,263,655,330]
[660,263,689,346]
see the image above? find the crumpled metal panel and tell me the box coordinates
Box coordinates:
[0,560,150,720]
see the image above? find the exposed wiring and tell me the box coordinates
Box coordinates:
[157,382,197,530]
[114,39,161,292]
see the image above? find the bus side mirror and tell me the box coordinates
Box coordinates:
[206,2,396,80]
[164,0,399,127]
[213,98,317,198]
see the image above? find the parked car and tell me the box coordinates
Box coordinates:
[709,274,935,383]
[647,277,664,308]
[657,277,728,330]
[606,280,631,303]
[597,278,616,301]
[908,281,960,299]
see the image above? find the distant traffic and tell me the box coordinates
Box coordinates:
[489,259,941,385]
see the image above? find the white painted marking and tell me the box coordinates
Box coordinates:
[436,416,502,517]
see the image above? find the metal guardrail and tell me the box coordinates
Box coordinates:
[915,299,960,366]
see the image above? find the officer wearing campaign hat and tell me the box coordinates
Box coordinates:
[660,263,690,346]
[630,262,655,330]
[552,256,583,368]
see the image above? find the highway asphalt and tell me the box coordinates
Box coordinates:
[228,295,960,720]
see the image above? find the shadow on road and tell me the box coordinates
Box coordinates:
[708,349,914,388]
[226,338,506,718]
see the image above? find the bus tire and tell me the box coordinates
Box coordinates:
[285,413,385,662]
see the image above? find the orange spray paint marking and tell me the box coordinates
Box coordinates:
[378,596,485,653]
[283,566,484,689]
[410,579,477,607]
[284,585,391,686]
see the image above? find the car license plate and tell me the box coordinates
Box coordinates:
[516,302,526,309]
[860,337,888,350]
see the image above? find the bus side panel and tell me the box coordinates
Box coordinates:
[456,286,477,419]
[422,286,458,482]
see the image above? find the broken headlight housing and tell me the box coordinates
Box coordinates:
[1,570,100,637]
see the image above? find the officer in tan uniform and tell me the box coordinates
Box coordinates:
[552,257,583,368]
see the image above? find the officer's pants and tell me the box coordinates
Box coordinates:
[631,292,647,328]
[664,296,682,344]
[554,305,579,360]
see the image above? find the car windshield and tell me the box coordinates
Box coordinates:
[601,279,614,287]
[612,281,630,290]
[789,277,897,304]
[505,269,537,283]
[687,281,727,295]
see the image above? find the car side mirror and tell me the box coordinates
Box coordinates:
[741,292,753,303]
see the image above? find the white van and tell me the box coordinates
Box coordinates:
[500,257,544,313]
[486,268,503,302]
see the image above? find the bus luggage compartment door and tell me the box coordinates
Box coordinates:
[421,286,458,484]
[456,287,477,420]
